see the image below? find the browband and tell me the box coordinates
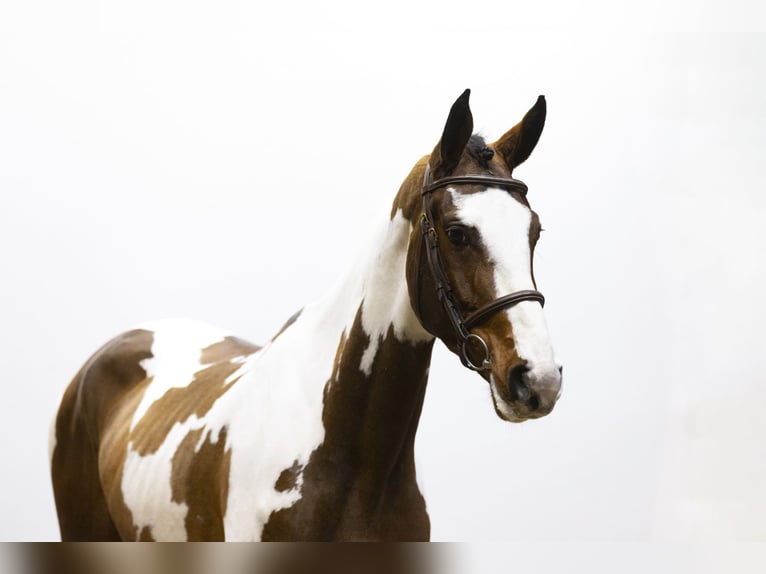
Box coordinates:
[421,164,528,195]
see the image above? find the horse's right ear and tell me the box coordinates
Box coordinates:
[494,95,546,170]
[430,89,474,178]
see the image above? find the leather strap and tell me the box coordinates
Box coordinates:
[464,290,545,329]
[423,173,528,196]
[421,198,471,341]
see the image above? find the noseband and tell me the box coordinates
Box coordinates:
[417,164,545,371]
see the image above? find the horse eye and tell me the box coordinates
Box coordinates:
[446,226,469,246]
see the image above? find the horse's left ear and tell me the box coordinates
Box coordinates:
[494,95,546,170]
[431,89,474,178]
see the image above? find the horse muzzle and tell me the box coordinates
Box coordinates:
[490,361,563,422]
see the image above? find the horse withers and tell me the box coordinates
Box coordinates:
[50,90,562,541]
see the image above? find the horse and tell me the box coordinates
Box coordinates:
[49,90,563,541]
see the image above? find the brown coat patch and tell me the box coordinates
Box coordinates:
[274,460,304,493]
[262,306,434,541]
[138,526,154,541]
[200,336,260,364]
[130,362,241,456]
[130,336,259,456]
[171,427,232,541]
[98,374,155,540]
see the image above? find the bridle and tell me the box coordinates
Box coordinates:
[416,164,545,371]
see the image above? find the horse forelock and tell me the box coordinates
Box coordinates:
[466,134,495,167]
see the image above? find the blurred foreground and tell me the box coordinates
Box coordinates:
[5,543,452,574]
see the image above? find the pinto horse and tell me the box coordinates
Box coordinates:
[50,90,562,541]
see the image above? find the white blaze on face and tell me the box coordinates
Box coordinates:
[450,188,560,396]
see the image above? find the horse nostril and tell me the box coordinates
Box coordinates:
[508,363,541,411]
[507,363,531,402]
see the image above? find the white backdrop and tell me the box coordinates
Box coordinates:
[1,0,765,555]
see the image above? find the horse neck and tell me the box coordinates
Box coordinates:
[312,206,435,484]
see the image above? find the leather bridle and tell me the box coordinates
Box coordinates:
[416,164,545,371]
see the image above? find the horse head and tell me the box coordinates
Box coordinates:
[403,90,562,422]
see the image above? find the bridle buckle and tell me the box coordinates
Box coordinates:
[461,333,491,371]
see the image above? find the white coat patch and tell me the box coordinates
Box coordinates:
[131,319,229,431]
[359,210,432,375]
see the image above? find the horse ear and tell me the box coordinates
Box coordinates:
[431,89,474,177]
[494,95,546,170]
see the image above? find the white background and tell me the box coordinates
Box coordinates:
[1,0,765,556]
